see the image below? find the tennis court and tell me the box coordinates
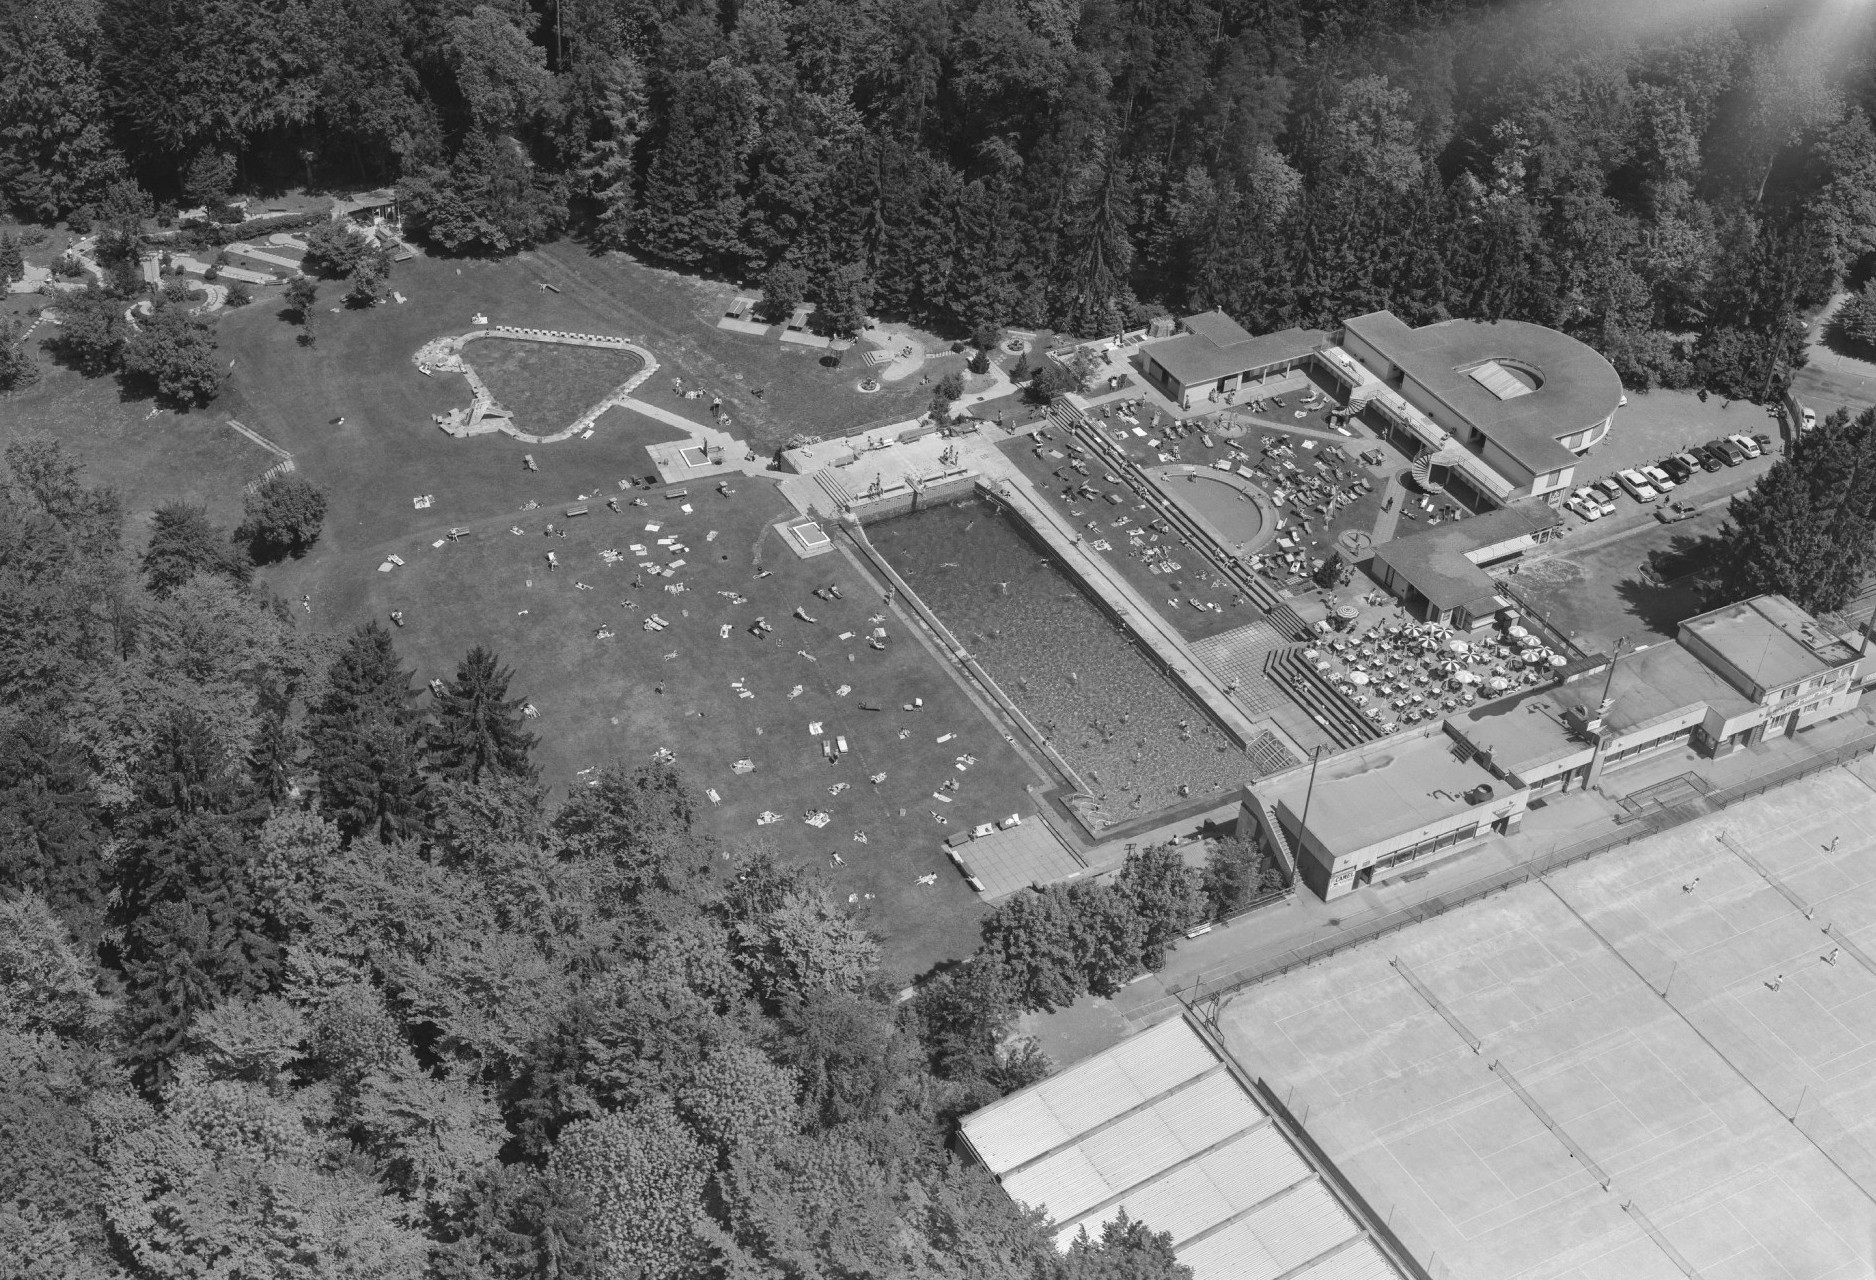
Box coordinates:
[1216,763,1876,1279]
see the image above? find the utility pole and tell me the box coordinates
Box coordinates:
[1295,745,1324,865]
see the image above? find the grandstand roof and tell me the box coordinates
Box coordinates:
[957,1018,1414,1280]
[1341,312,1622,476]
[1143,313,1327,387]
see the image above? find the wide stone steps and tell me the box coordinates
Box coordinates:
[1263,647,1382,750]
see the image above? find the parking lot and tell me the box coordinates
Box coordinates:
[1551,388,1778,537]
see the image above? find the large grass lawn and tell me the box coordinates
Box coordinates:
[361,482,1043,973]
[0,335,277,535]
[464,338,643,435]
[5,244,1061,974]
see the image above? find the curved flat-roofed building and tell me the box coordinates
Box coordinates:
[1337,311,1624,505]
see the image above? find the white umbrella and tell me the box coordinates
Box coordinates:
[1508,625,1528,639]
[1449,640,1470,654]
[1350,671,1370,686]
[1455,670,1476,684]
[1549,654,1567,668]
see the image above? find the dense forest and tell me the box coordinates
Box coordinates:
[3,0,1875,399]
[0,435,1214,1278]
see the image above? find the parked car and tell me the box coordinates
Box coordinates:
[1573,485,1616,517]
[1616,469,1658,501]
[1689,444,1725,471]
[1590,479,1625,509]
[1729,433,1762,459]
[1802,407,1817,432]
[1641,464,1676,491]
[1658,455,1694,484]
[1565,492,1603,521]
[1753,432,1775,453]
[1655,500,1699,524]
[1706,437,1746,466]
[1675,449,1714,476]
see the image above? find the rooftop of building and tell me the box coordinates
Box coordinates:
[957,1017,1410,1280]
[1452,692,1590,778]
[1258,729,1511,857]
[1340,312,1623,476]
[1681,595,1861,692]
[1142,312,1328,387]
[1453,640,1756,775]
[1371,502,1563,613]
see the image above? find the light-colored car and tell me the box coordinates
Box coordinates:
[1802,407,1817,432]
[1616,469,1658,501]
[1573,485,1616,517]
[1565,492,1603,521]
[1641,464,1675,491]
[1729,433,1762,459]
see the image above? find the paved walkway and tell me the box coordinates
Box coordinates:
[1018,696,1876,1069]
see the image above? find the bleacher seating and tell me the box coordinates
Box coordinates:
[1263,647,1383,750]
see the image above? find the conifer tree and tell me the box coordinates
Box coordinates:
[429,645,538,785]
[308,622,428,842]
[112,710,279,1088]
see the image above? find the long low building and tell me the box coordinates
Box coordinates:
[958,1016,1425,1280]
[1243,595,1870,898]
[1137,311,1329,409]
[1451,595,1868,797]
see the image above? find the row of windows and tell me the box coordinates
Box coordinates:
[1365,823,1481,874]
[1602,726,1693,767]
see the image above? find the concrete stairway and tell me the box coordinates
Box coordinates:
[1263,647,1383,750]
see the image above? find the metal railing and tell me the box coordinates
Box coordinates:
[1184,729,1876,1005]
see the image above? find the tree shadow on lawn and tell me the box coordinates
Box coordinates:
[1820,316,1876,365]
[1611,530,1724,640]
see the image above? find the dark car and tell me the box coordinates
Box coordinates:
[1659,456,1694,484]
[1689,444,1724,472]
[1753,433,1775,453]
[1705,438,1746,466]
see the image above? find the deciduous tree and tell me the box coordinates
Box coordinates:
[234,473,327,561]
[121,302,223,407]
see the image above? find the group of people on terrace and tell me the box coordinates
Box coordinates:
[1303,616,1569,732]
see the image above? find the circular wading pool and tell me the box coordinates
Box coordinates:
[1145,466,1278,555]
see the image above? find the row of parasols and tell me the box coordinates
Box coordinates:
[1301,621,1568,729]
